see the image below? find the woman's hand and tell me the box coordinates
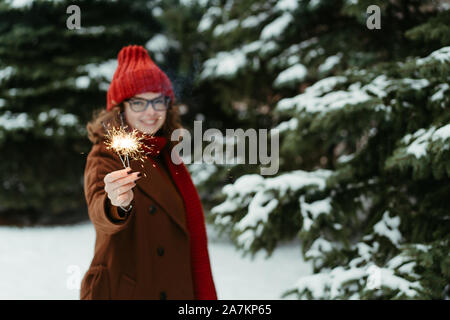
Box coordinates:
[104,167,141,207]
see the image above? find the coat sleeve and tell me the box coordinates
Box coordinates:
[84,143,134,235]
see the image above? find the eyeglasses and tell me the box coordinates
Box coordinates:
[125,95,170,112]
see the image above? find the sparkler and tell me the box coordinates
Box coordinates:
[102,121,149,168]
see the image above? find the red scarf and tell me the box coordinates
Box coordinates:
[140,134,218,300]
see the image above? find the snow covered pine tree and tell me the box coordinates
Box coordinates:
[191,0,450,299]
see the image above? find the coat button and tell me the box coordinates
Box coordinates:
[157,246,164,256]
[148,205,157,214]
[159,291,167,300]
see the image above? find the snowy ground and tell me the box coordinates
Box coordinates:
[0,222,312,300]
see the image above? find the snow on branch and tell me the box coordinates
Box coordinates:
[211,169,332,250]
[416,46,450,66]
[400,124,450,159]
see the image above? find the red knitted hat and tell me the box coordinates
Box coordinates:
[106,45,175,111]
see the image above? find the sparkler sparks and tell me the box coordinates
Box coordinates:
[102,122,149,168]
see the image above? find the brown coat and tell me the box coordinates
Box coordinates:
[80,142,195,300]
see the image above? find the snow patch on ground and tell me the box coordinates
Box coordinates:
[0,222,312,299]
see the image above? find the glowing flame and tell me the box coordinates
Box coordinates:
[102,124,149,167]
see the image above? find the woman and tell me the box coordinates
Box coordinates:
[80,45,217,300]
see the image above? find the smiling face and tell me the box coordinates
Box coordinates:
[123,92,167,135]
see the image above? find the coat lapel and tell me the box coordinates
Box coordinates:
[130,155,188,236]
